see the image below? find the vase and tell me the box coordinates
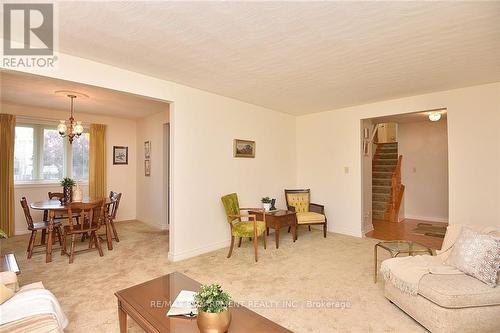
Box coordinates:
[63,186,73,204]
[196,309,231,333]
[263,203,271,212]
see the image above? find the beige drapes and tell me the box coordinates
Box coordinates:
[89,124,107,198]
[0,114,16,236]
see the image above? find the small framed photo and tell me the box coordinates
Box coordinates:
[145,160,151,176]
[234,139,256,158]
[113,146,128,165]
[144,141,151,159]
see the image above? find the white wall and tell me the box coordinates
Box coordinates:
[297,83,500,237]
[136,110,170,229]
[4,50,297,261]
[2,103,137,234]
[398,120,449,222]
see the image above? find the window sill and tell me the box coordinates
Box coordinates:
[14,181,89,189]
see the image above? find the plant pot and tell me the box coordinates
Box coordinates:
[63,186,73,204]
[197,309,231,333]
[263,203,271,212]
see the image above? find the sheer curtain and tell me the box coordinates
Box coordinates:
[89,124,107,198]
[0,114,16,236]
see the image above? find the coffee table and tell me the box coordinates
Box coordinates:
[250,210,297,249]
[115,272,292,333]
[2,253,20,274]
[374,240,433,283]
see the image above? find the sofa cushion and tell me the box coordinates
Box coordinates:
[445,228,500,287]
[418,273,500,308]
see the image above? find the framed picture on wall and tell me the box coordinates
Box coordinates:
[234,139,255,158]
[145,159,151,176]
[113,146,128,165]
[144,141,151,159]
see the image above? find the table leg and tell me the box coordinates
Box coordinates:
[275,226,280,249]
[46,210,54,263]
[374,244,378,283]
[118,300,127,333]
[292,222,297,242]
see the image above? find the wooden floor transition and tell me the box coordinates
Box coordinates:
[365,218,447,250]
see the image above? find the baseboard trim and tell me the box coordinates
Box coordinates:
[404,215,449,223]
[168,239,231,262]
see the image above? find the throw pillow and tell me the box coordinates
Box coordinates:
[446,228,500,287]
[0,283,14,304]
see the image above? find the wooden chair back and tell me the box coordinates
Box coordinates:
[48,192,64,200]
[108,191,122,219]
[284,189,311,213]
[20,197,34,229]
[67,200,105,233]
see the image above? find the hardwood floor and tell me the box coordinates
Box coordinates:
[365,218,447,250]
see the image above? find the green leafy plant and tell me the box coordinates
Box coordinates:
[0,229,7,239]
[261,197,272,204]
[60,177,76,187]
[194,284,231,313]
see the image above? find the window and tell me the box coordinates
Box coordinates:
[14,124,89,183]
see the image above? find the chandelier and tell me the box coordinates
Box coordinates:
[56,92,85,144]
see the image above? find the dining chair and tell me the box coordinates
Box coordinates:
[61,200,105,264]
[20,197,63,259]
[221,193,267,262]
[107,191,122,242]
[284,189,327,239]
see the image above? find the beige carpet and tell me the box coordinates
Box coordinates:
[1,220,426,332]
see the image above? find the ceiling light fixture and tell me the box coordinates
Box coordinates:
[55,91,87,144]
[428,112,442,122]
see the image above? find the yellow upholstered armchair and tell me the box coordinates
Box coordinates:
[284,189,327,238]
[221,193,267,262]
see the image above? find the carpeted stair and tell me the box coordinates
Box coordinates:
[372,142,398,220]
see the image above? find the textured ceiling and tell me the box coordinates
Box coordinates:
[0,71,169,119]
[40,2,500,114]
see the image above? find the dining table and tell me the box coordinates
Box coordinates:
[30,197,113,263]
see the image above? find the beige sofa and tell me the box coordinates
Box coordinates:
[0,272,65,333]
[384,224,500,333]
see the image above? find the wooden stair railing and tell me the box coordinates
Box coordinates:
[386,155,405,222]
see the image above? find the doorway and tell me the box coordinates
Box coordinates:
[362,110,449,249]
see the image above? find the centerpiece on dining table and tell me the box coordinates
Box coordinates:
[60,177,76,204]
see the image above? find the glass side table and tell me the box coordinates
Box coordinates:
[374,240,433,283]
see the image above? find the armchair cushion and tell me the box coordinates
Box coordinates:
[296,212,325,224]
[232,221,266,237]
[286,192,309,213]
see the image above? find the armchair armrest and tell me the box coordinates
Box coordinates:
[309,203,325,214]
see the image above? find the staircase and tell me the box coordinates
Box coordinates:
[372,143,399,220]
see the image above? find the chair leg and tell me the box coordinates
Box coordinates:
[323,222,327,238]
[55,227,63,246]
[263,231,267,250]
[253,236,258,262]
[287,226,291,233]
[308,225,311,231]
[69,234,76,264]
[227,236,235,258]
[238,237,242,248]
[41,229,46,245]
[61,231,67,256]
[110,220,119,242]
[89,232,94,249]
[27,230,36,259]
[94,232,104,257]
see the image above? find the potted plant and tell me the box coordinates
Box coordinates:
[261,197,272,212]
[0,229,7,239]
[194,283,231,333]
[60,177,76,203]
